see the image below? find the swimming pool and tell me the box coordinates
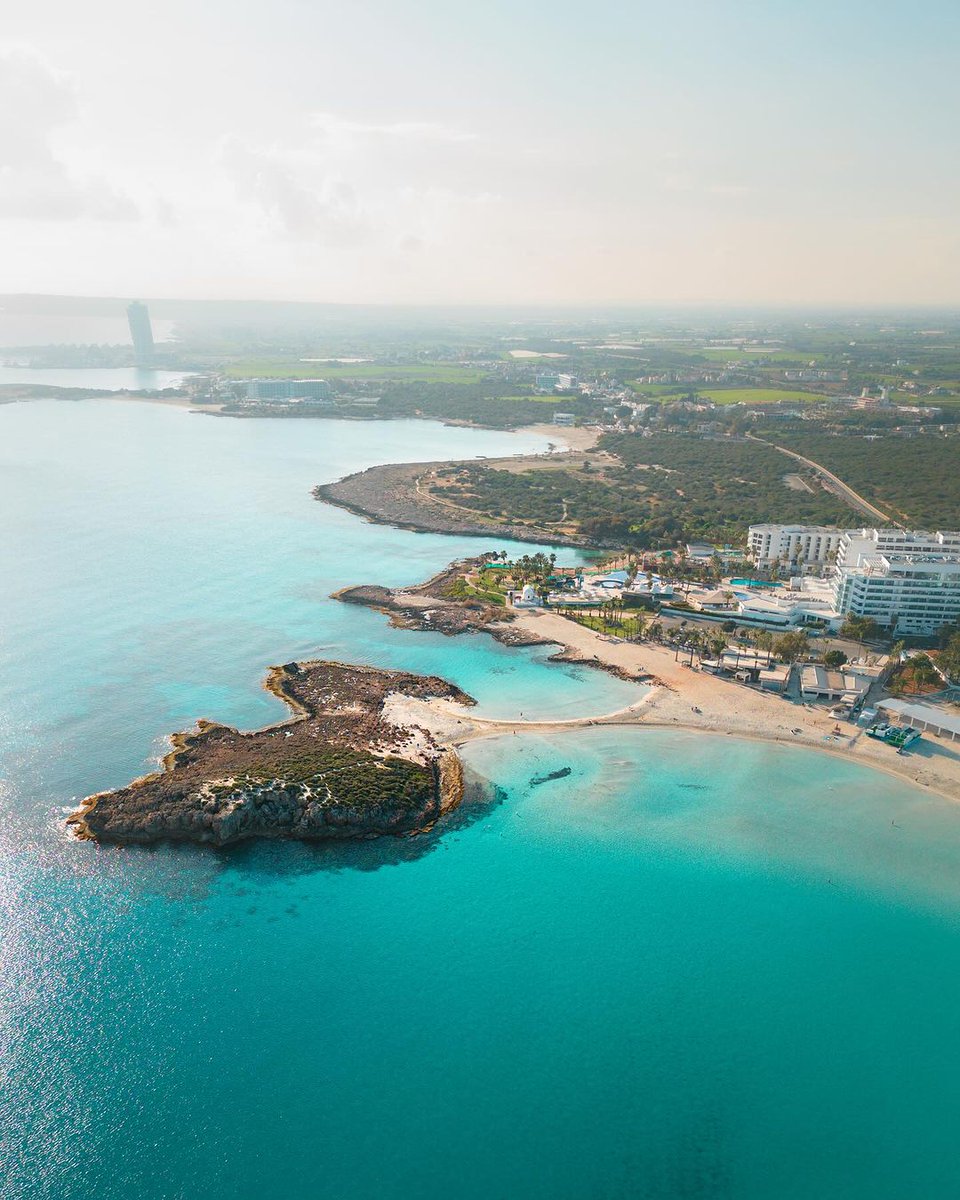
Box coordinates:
[730,577,781,588]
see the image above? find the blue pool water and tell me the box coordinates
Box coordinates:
[3,401,960,1199]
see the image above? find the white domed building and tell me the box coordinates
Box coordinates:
[512,583,543,608]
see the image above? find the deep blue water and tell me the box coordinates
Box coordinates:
[3,401,960,1199]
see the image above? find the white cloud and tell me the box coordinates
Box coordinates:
[707,182,751,198]
[218,135,369,243]
[309,113,477,144]
[217,117,495,249]
[0,46,139,222]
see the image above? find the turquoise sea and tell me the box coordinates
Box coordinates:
[3,400,960,1199]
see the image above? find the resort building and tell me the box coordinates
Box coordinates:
[831,529,960,635]
[552,412,576,426]
[626,575,675,602]
[698,651,790,692]
[245,378,333,402]
[698,576,844,630]
[799,666,871,705]
[747,524,847,570]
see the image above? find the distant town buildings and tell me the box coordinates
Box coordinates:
[536,372,578,392]
[126,301,154,365]
[853,386,891,409]
[782,368,848,383]
[244,378,333,402]
[747,524,847,569]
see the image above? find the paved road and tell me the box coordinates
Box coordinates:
[747,434,899,526]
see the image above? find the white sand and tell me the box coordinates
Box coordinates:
[384,608,960,803]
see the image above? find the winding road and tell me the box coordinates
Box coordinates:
[747,434,899,526]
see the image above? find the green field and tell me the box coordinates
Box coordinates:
[694,348,809,365]
[225,361,486,383]
[698,388,827,405]
[626,382,690,396]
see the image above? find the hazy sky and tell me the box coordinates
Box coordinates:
[2,0,958,305]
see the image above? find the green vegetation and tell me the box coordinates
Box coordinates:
[600,433,857,540]
[840,615,883,643]
[767,433,960,527]
[241,747,432,810]
[693,349,808,365]
[697,388,826,405]
[377,383,602,428]
[771,630,809,662]
[445,576,506,605]
[887,653,942,696]
[226,360,486,383]
[433,432,859,547]
[938,633,960,682]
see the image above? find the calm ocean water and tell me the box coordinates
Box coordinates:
[0,366,192,391]
[3,401,960,1199]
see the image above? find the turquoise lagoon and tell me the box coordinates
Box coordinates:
[3,401,960,1199]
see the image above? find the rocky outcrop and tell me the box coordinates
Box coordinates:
[314,460,589,547]
[69,661,474,847]
[332,562,553,648]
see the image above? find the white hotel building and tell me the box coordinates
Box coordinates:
[831,529,960,635]
[747,524,847,569]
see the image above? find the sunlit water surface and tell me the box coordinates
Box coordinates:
[2,401,960,1199]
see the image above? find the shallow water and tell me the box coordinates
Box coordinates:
[2,402,960,1199]
[0,366,193,390]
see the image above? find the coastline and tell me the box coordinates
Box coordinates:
[69,661,475,847]
[314,424,602,546]
[316,459,591,546]
[375,602,960,805]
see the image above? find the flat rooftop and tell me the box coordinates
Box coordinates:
[878,699,960,739]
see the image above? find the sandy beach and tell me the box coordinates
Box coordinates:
[385,607,960,803]
[522,422,599,452]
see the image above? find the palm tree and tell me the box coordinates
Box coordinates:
[755,629,774,667]
[708,632,728,661]
[910,655,939,693]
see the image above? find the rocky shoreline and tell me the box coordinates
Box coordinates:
[69,661,473,847]
[314,459,590,547]
[333,561,650,684]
